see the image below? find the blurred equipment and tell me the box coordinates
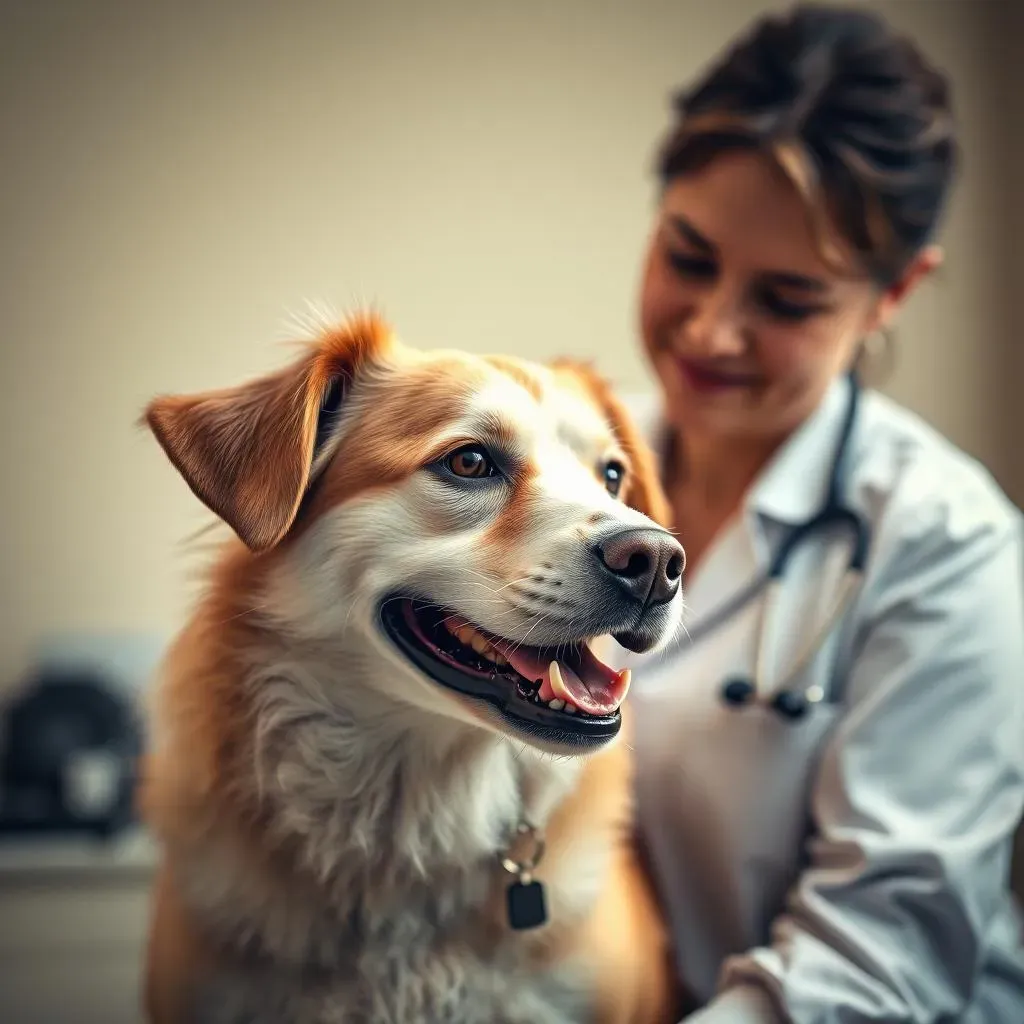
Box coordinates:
[0,668,143,838]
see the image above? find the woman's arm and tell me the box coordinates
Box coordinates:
[686,501,1024,1023]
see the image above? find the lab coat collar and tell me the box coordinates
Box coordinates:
[641,373,853,528]
[744,374,854,526]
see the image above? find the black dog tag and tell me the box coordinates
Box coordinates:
[507,878,547,930]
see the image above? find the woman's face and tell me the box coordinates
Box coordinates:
[639,150,913,445]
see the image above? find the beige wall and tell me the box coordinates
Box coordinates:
[980,0,1024,900]
[0,0,1019,690]
[989,0,1024,520]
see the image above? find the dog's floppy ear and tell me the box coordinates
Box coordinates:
[142,313,392,552]
[551,358,673,530]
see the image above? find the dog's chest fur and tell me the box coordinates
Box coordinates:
[169,657,610,1024]
[196,948,592,1024]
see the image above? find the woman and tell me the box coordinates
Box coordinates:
[620,5,1024,1022]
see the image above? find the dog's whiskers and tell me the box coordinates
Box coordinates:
[505,612,553,659]
[460,572,537,597]
[218,602,272,625]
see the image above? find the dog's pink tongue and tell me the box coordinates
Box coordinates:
[493,640,629,716]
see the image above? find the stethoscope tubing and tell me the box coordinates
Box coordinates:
[646,372,872,720]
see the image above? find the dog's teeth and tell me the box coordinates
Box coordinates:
[547,662,581,714]
[548,661,572,703]
[564,704,576,714]
[614,668,632,703]
[449,623,505,663]
[548,699,565,711]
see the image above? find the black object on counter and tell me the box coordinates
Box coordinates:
[0,670,143,840]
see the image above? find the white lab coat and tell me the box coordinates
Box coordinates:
[617,375,1024,1023]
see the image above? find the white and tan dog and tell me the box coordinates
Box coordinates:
[139,312,687,1024]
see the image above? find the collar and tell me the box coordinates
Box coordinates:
[744,374,854,526]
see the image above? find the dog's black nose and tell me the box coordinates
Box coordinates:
[595,528,684,606]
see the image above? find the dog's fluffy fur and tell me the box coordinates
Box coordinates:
[139,312,685,1024]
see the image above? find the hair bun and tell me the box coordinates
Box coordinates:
[659,2,958,285]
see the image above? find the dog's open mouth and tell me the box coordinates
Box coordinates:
[379,598,629,743]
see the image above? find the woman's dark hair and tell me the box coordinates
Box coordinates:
[657,3,957,286]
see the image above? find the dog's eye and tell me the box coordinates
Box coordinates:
[446,446,495,479]
[603,459,626,497]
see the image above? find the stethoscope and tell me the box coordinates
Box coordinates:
[672,371,871,720]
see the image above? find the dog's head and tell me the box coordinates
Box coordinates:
[144,313,684,755]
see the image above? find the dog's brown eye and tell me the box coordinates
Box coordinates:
[447,446,494,479]
[603,459,626,497]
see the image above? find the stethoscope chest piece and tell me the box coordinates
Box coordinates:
[719,677,814,720]
[710,373,869,723]
[721,678,755,706]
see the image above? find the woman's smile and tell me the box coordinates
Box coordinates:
[672,356,763,395]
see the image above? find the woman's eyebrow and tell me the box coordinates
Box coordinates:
[764,271,829,293]
[669,213,832,293]
[668,214,715,255]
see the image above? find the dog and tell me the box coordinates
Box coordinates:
[138,311,686,1024]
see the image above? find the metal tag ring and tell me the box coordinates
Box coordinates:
[499,821,546,876]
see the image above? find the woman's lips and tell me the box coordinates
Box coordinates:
[675,357,759,394]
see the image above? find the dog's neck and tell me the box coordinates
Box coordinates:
[243,627,582,924]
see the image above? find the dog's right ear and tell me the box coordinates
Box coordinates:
[142,312,392,552]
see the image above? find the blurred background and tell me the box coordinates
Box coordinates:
[0,1,1021,1020]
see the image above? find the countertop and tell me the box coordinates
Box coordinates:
[0,826,158,882]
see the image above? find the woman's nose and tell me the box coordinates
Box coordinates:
[684,290,746,356]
